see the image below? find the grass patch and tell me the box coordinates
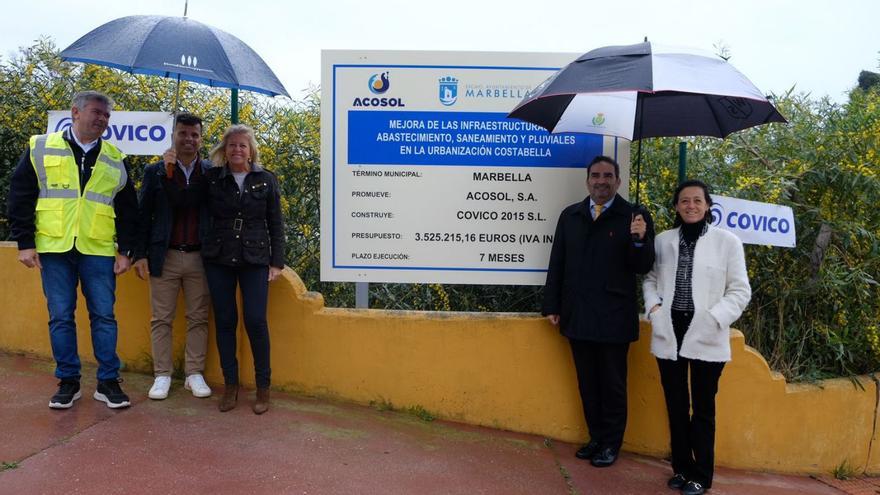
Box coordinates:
[369,397,394,412]
[171,355,186,381]
[406,405,435,422]
[554,459,578,495]
[1,461,19,471]
[129,351,155,374]
[832,458,858,480]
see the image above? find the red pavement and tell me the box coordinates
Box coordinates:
[0,352,845,495]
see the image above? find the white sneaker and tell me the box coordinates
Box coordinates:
[185,373,212,398]
[148,376,172,400]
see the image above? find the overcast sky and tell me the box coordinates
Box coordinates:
[1,0,877,103]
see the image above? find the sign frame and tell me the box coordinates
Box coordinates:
[320,50,632,285]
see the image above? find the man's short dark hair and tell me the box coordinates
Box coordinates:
[174,112,203,131]
[587,155,620,178]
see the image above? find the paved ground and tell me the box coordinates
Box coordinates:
[0,351,848,494]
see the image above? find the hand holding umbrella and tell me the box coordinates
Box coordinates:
[163,148,177,179]
[631,211,647,242]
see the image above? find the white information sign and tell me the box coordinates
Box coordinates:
[47,110,173,156]
[710,194,796,248]
[321,50,631,285]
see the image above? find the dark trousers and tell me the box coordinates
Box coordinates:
[656,310,725,488]
[568,339,630,451]
[204,262,271,388]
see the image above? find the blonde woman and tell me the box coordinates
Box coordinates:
[168,124,285,414]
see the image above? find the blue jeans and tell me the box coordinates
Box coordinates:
[204,262,271,388]
[40,250,120,381]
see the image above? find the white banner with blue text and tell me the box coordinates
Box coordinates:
[710,194,796,248]
[47,111,173,156]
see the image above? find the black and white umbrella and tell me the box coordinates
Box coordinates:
[508,42,786,203]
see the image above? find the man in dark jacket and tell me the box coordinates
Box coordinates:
[133,112,213,400]
[543,155,655,467]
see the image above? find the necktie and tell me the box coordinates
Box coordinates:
[594,203,604,219]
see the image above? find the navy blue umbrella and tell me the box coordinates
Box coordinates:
[60,15,289,105]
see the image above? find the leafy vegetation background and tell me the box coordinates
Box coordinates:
[2,39,877,381]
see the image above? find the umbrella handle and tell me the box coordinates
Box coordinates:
[631,204,648,243]
[173,75,181,113]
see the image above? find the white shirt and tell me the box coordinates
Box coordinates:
[68,129,99,155]
[232,171,248,193]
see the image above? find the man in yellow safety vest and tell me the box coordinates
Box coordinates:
[7,90,138,409]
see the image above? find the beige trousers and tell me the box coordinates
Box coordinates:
[149,250,210,376]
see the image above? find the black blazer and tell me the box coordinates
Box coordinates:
[542,194,655,343]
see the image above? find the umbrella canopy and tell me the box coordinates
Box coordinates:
[60,15,289,98]
[508,42,785,141]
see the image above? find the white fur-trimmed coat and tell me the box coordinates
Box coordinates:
[643,225,752,362]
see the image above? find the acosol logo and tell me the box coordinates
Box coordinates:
[354,71,404,107]
[368,72,390,94]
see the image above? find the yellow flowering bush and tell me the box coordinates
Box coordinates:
[1,40,877,379]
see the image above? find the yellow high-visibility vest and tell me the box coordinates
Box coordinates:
[29,131,127,256]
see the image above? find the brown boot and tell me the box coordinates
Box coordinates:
[219,384,238,412]
[253,387,270,415]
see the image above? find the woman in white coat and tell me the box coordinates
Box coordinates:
[643,180,751,495]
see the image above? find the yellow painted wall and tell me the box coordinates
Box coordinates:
[0,243,875,475]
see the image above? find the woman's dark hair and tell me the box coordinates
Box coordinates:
[672,179,714,227]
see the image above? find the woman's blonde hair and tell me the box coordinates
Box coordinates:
[209,124,260,167]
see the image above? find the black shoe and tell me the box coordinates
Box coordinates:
[590,447,619,467]
[667,473,687,490]
[94,378,131,409]
[575,440,601,460]
[681,481,706,495]
[49,379,81,409]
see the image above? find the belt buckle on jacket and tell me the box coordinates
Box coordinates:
[233,218,243,231]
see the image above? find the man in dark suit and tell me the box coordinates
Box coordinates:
[543,155,654,467]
